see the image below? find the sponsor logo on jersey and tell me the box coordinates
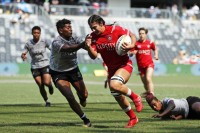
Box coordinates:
[138,50,151,55]
[96,43,115,51]
[137,45,141,48]
[147,45,150,48]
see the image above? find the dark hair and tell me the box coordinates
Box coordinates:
[139,27,148,34]
[32,26,41,33]
[88,14,105,25]
[145,92,159,105]
[56,19,71,34]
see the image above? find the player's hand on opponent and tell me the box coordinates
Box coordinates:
[85,34,92,49]
[21,53,27,61]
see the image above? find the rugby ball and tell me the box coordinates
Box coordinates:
[115,35,132,56]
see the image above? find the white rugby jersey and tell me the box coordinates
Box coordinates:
[50,35,83,72]
[162,98,189,118]
[24,39,51,69]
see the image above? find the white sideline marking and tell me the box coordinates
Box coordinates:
[0,80,199,88]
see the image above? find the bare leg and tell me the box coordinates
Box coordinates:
[42,73,54,95]
[34,76,48,102]
[71,80,88,107]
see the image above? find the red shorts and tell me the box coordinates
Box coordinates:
[138,63,154,76]
[107,60,133,79]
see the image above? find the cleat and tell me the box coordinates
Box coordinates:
[125,117,138,128]
[49,87,54,95]
[83,118,91,127]
[133,96,143,112]
[45,102,51,107]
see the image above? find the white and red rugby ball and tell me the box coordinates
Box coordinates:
[115,35,132,56]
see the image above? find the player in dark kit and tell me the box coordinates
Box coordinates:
[49,19,91,127]
[21,26,54,107]
[85,14,143,128]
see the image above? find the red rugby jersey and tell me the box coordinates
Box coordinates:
[134,40,156,68]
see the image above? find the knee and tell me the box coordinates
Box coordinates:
[146,77,152,83]
[110,80,121,91]
[110,75,124,91]
[43,80,51,86]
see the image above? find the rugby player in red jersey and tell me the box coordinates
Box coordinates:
[130,27,159,98]
[85,14,143,128]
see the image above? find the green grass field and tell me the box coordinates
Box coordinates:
[0,74,200,133]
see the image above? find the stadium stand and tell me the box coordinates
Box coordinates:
[0,4,199,64]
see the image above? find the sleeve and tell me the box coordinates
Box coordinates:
[115,26,129,37]
[150,41,156,50]
[162,98,173,106]
[52,40,64,53]
[45,39,52,50]
[74,35,84,45]
[23,43,29,53]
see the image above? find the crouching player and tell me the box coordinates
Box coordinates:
[146,93,200,120]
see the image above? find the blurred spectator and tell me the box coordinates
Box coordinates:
[173,46,189,64]
[52,0,59,5]
[50,0,59,14]
[171,4,178,15]
[189,50,199,64]
[92,1,100,14]
[10,8,30,24]
[43,0,50,13]
[147,6,161,18]
[99,0,108,16]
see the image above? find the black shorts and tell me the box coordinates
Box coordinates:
[31,66,50,78]
[186,96,200,119]
[49,67,83,86]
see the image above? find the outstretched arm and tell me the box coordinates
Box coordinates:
[60,41,85,52]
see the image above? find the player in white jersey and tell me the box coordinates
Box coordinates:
[21,26,54,107]
[146,93,200,120]
[49,19,91,127]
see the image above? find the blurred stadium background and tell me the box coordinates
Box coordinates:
[0,0,200,76]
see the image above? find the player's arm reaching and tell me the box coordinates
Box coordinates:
[85,34,98,59]
[60,41,85,52]
[152,100,175,118]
